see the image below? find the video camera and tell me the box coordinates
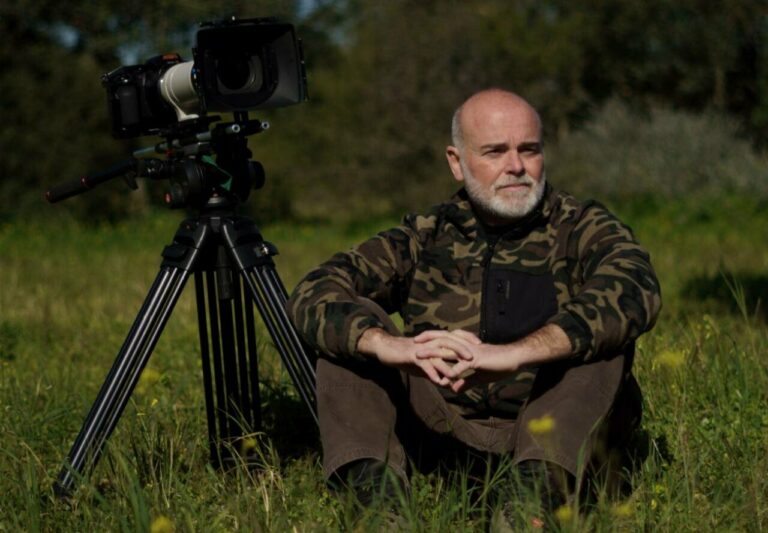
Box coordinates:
[46,17,307,208]
[102,17,307,138]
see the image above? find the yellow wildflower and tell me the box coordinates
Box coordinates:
[527,414,555,435]
[702,315,718,340]
[150,515,174,533]
[653,349,685,370]
[613,502,634,517]
[240,437,257,455]
[137,367,162,394]
[554,504,573,523]
[693,492,707,504]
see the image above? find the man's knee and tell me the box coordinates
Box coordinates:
[513,355,633,477]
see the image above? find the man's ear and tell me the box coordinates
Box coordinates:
[446,146,465,183]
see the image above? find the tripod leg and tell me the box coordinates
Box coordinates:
[221,218,318,424]
[247,263,317,411]
[196,262,262,468]
[54,265,191,496]
[53,218,211,497]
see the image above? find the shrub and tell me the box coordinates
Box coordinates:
[547,100,768,201]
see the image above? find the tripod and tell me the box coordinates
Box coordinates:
[46,115,317,497]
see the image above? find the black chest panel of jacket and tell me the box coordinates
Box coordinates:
[481,267,558,344]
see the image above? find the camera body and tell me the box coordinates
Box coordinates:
[102,17,307,139]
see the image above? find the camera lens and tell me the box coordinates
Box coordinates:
[216,55,263,93]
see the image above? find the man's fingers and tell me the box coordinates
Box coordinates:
[415,346,459,360]
[414,336,469,360]
[414,332,478,361]
[426,336,474,360]
[450,378,468,394]
[413,330,450,343]
[418,360,451,387]
[428,357,456,379]
[416,346,471,361]
[448,360,474,379]
[415,329,482,345]
[451,329,482,344]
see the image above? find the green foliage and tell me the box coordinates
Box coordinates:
[3,0,767,224]
[1,197,767,530]
[547,99,768,201]
[0,1,303,223]
[0,25,132,221]
[252,0,768,220]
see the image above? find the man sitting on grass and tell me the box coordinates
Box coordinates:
[287,89,661,527]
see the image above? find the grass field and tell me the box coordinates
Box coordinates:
[1,196,767,531]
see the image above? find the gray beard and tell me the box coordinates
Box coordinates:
[462,164,546,222]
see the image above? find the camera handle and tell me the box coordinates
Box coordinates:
[45,158,156,203]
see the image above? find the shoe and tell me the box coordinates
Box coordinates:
[492,506,546,531]
[492,460,568,531]
[518,460,567,512]
[330,458,408,508]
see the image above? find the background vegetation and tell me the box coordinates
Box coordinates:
[1,0,767,221]
[1,0,767,531]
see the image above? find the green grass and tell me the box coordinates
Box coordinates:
[1,197,766,531]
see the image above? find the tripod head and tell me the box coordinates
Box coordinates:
[45,111,267,212]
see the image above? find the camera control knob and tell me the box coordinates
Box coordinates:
[165,182,188,208]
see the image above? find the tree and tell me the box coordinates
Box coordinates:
[0,0,303,221]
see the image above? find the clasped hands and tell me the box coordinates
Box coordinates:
[359,328,522,394]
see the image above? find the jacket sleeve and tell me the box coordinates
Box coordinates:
[546,203,662,361]
[286,217,422,360]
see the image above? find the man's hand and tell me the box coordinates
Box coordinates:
[412,330,521,393]
[356,327,472,387]
[358,324,572,392]
[413,324,573,393]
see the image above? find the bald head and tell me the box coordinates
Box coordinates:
[445,89,546,224]
[451,89,542,151]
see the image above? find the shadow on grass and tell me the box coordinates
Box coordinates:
[259,380,320,459]
[0,320,20,361]
[681,272,767,321]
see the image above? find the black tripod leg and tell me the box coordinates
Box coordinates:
[53,265,191,496]
[221,219,318,425]
[247,262,317,410]
[196,261,262,468]
[53,219,209,496]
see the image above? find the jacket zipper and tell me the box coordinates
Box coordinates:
[479,238,498,341]
[477,237,499,409]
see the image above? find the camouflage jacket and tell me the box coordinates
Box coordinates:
[287,184,661,416]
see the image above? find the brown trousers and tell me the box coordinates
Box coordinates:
[317,299,641,485]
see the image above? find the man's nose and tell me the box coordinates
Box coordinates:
[504,150,525,176]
